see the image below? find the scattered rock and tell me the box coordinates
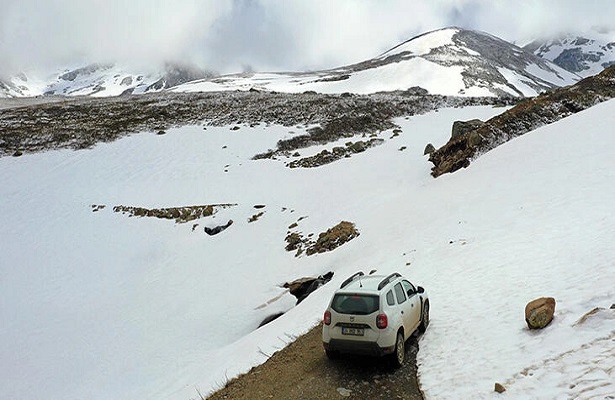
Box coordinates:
[204,219,234,236]
[424,143,435,155]
[610,304,615,309]
[248,212,264,223]
[253,204,266,209]
[398,146,407,151]
[12,150,23,157]
[525,297,556,329]
[156,129,166,135]
[494,382,506,393]
[288,222,298,229]
[91,204,106,212]
[231,126,240,131]
[284,232,303,252]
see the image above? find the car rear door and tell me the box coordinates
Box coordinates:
[393,282,414,336]
[402,280,421,331]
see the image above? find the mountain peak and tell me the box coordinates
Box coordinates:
[525,33,615,77]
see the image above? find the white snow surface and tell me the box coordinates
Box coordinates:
[1,101,615,400]
[379,28,457,58]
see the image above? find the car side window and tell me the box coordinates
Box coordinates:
[402,280,416,298]
[386,290,395,306]
[394,282,407,304]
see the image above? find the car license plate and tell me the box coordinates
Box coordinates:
[342,327,364,336]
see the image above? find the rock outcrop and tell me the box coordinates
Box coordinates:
[451,119,484,139]
[430,65,615,177]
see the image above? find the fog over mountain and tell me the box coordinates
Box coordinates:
[1,0,615,77]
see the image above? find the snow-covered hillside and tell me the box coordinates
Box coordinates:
[174,27,579,97]
[0,63,213,98]
[526,32,615,78]
[1,96,614,399]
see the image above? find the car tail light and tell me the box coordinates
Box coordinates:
[376,313,388,329]
[324,310,331,325]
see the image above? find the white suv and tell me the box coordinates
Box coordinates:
[322,271,429,367]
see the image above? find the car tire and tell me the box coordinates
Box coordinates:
[419,300,430,333]
[391,331,405,368]
[325,349,340,360]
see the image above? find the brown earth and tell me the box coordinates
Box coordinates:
[207,324,423,400]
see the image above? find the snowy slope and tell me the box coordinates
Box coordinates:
[174,27,579,97]
[526,32,615,78]
[1,100,614,400]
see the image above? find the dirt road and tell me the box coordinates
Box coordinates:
[207,324,423,399]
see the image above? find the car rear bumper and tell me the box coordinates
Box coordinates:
[323,339,395,357]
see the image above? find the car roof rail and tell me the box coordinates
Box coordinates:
[340,271,365,289]
[377,272,401,290]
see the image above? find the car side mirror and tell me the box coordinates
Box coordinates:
[417,286,425,294]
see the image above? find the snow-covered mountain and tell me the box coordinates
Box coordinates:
[174,27,579,97]
[0,62,214,98]
[1,27,579,99]
[525,32,615,78]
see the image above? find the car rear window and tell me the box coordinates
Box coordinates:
[331,294,379,315]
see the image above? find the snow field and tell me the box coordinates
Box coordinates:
[1,101,614,399]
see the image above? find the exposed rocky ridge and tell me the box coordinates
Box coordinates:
[0,91,513,159]
[429,65,615,177]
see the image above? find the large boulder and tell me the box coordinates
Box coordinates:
[284,272,334,304]
[525,297,556,329]
[451,119,484,139]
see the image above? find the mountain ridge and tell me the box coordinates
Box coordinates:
[1,27,579,98]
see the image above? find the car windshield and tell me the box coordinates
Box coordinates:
[331,294,379,315]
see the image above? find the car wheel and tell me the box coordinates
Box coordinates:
[419,301,430,333]
[325,349,340,360]
[392,331,405,368]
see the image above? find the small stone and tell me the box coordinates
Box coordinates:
[494,383,506,393]
[337,387,351,397]
[610,304,615,309]
[12,150,23,157]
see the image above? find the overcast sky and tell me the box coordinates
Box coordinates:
[1,0,614,76]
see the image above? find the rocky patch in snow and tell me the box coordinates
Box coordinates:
[111,203,236,224]
[285,220,359,257]
[287,138,384,168]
